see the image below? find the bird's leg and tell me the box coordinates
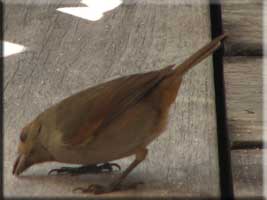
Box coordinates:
[109,148,147,190]
[48,162,121,176]
[73,148,148,194]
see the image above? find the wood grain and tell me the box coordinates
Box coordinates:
[4,0,219,198]
[231,149,264,198]
[224,57,263,148]
[222,0,263,56]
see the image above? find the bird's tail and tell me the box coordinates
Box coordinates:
[172,33,227,76]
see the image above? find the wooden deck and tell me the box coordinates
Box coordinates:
[222,0,264,198]
[3,0,264,199]
[4,0,220,198]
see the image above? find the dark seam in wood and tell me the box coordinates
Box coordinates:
[210,1,234,199]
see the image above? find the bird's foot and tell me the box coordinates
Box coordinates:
[73,182,144,194]
[48,162,120,176]
[73,184,112,194]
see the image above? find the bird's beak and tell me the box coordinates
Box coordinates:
[12,154,31,176]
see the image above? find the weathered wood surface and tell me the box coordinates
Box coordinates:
[4,0,219,198]
[224,57,263,148]
[221,0,262,56]
[231,149,264,198]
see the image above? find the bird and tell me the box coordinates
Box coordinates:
[13,34,226,194]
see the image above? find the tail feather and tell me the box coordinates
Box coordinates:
[172,34,227,76]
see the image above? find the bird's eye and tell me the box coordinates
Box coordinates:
[20,132,27,143]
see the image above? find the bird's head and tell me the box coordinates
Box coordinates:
[12,119,54,176]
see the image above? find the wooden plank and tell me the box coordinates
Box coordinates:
[231,149,264,198]
[4,1,220,198]
[224,57,263,148]
[222,0,263,56]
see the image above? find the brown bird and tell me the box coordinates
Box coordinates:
[13,34,226,194]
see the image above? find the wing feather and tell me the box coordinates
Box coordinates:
[56,67,173,147]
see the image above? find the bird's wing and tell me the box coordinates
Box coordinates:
[57,67,173,147]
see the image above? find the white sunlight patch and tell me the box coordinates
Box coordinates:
[3,41,26,57]
[57,0,122,21]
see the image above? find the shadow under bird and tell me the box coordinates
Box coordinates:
[13,34,227,194]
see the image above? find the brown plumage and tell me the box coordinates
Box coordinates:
[13,34,226,194]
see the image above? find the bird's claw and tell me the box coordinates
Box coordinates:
[73,184,108,194]
[73,181,143,194]
[99,163,121,172]
[48,162,121,176]
[48,168,68,175]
